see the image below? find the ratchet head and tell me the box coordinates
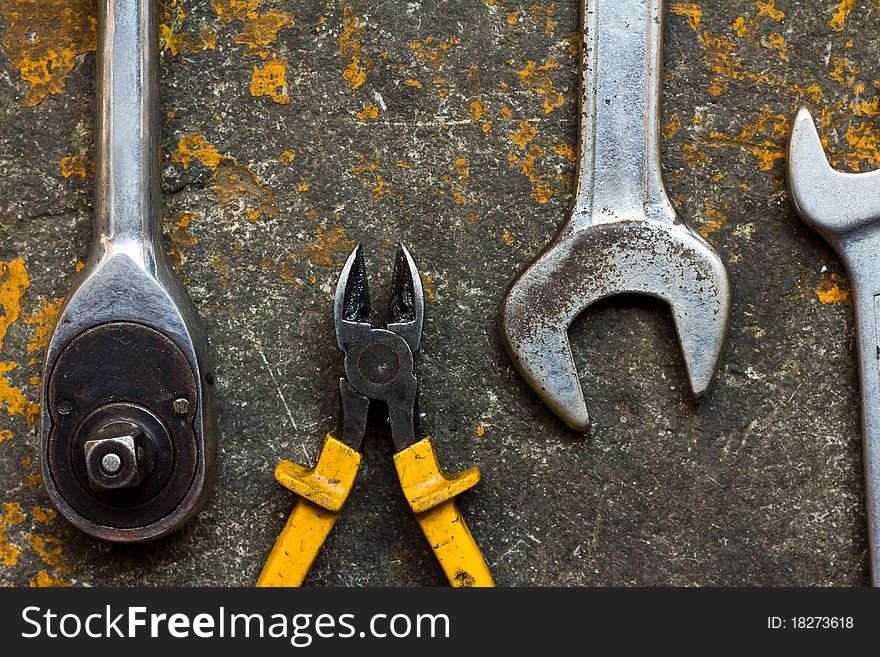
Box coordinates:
[787,106,880,247]
[499,221,730,432]
[40,0,217,543]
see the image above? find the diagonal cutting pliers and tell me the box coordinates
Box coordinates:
[257,244,494,587]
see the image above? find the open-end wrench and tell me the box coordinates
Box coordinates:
[39,0,217,542]
[787,107,880,585]
[499,0,731,431]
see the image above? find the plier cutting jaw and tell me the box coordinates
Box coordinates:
[335,244,422,453]
[258,245,494,587]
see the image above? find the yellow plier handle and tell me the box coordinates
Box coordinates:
[394,437,495,587]
[256,435,361,587]
[258,434,493,587]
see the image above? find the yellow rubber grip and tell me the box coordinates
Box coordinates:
[257,435,361,587]
[394,437,494,587]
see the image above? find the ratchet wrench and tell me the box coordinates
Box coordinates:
[39,0,217,542]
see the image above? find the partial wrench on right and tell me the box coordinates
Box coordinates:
[788,108,880,585]
[499,0,731,431]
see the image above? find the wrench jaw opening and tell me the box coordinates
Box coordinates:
[500,221,731,432]
[787,107,880,251]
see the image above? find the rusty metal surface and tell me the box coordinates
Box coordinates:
[0,0,877,586]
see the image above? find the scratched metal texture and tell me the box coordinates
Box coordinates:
[0,0,877,586]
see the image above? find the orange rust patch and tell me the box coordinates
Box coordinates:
[449,158,469,204]
[25,297,63,355]
[356,103,380,122]
[27,534,71,574]
[682,143,708,168]
[352,155,379,175]
[512,120,537,150]
[409,35,461,70]
[841,122,879,171]
[168,212,199,274]
[565,32,580,57]
[829,56,859,87]
[172,134,224,169]
[469,100,488,122]
[670,3,702,31]
[509,146,553,204]
[371,175,389,197]
[699,31,821,102]
[698,202,729,239]
[0,259,29,347]
[422,273,435,301]
[250,57,291,105]
[32,506,57,525]
[765,33,788,61]
[732,0,784,42]
[301,224,355,267]
[160,0,217,56]
[0,361,37,424]
[172,134,278,223]
[60,156,88,179]
[211,0,294,58]
[662,113,682,140]
[551,143,577,161]
[30,570,72,587]
[816,273,850,304]
[516,60,564,113]
[0,502,25,566]
[830,0,856,32]
[339,6,367,89]
[216,161,278,222]
[529,4,555,39]
[701,107,789,172]
[0,260,38,426]
[0,0,97,107]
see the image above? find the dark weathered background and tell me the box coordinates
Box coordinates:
[0,0,877,586]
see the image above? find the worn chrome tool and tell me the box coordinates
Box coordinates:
[499,0,731,431]
[258,245,493,587]
[787,107,880,585]
[39,0,217,542]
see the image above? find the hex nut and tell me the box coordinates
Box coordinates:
[83,424,152,491]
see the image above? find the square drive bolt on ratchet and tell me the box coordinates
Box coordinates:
[788,109,880,586]
[499,0,731,431]
[39,0,217,542]
[257,246,494,587]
